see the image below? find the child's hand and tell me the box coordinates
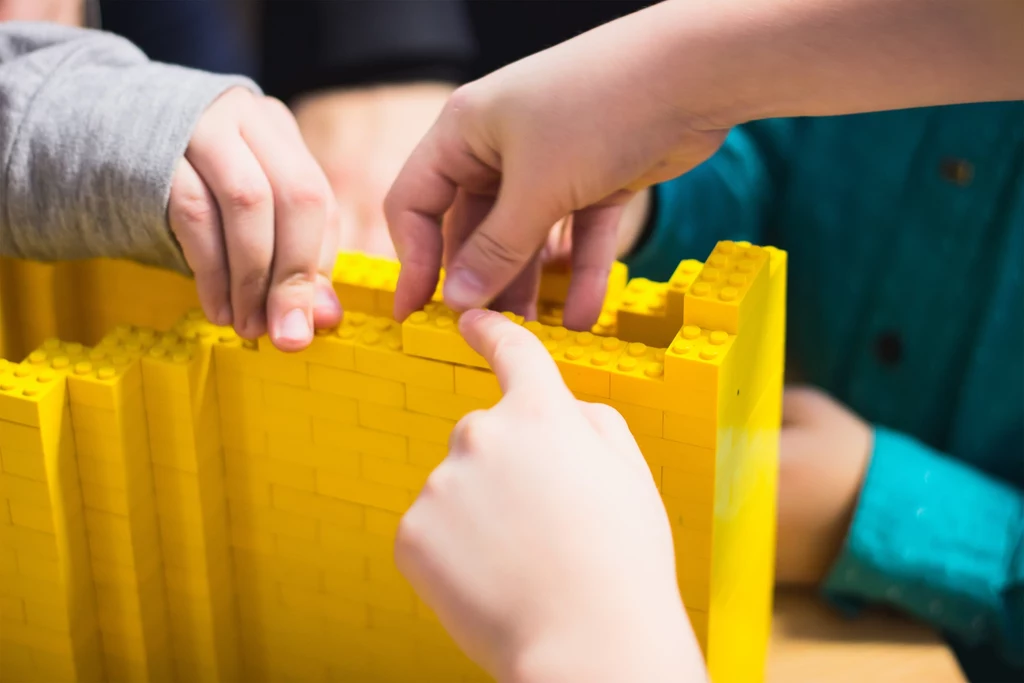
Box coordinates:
[776,386,873,584]
[384,7,728,331]
[395,310,706,683]
[169,87,343,351]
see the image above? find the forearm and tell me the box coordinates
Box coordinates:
[0,22,254,269]
[602,0,1023,131]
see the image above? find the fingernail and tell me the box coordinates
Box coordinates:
[276,309,311,343]
[215,305,232,327]
[314,285,341,315]
[444,269,486,310]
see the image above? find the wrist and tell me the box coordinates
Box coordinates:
[501,601,703,683]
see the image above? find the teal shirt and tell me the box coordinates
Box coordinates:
[627,102,1023,682]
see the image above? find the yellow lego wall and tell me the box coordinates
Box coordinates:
[0,241,785,683]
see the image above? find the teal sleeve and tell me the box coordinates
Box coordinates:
[823,426,1024,669]
[625,119,796,281]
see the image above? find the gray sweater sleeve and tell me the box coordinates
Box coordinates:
[0,22,259,272]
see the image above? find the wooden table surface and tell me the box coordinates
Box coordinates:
[768,589,966,682]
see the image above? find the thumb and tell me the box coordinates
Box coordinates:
[444,180,565,313]
[458,309,571,401]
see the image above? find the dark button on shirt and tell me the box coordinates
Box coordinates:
[940,158,974,186]
[875,332,903,366]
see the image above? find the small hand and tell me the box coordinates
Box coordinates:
[776,386,873,584]
[385,12,728,330]
[293,83,453,257]
[168,87,342,351]
[395,310,706,683]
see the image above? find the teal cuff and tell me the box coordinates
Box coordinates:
[823,426,1022,658]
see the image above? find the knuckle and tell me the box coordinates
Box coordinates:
[278,176,330,213]
[471,230,531,269]
[449,411,492,454]
[594,403,629,432]
[171,189,217,228]
[224,177,271,211]
[446,84,486,120]
[260,96,293,119]
[237,268,271,296]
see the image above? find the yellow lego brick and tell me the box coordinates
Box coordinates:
[408,438,446,469]
[319,523,398,564]
[16,551,61,586]
[229,498,320,543]
[2,620,75,655]
[405,385,489,421]
[351,314,456,391]
[357,402,453,446]
[616,278,681,347]
[662,466,715,504]
[246,341,309,388]
[229,522,276,554]
[0,365,64,428]
[683,240,769,335]
[608,342,674,411]
[224,449,317,492]
[8,499,55,534]
[365,508,401,538]
[271,484,364,527]
[279,583,368,627]
[402,303,494,369]
[309,419,409,462]
[22,597,79,633]
[316,469,411,514]
[0,419,44,457]
[0,569,64,607]
[453,366,501,402]
[0,524,58,562]
[224,473,273,509]
[323,574,415,614]
[537,259,627,307]
[296,325,358,370]
[263,381,359,422]
[590,305,619,338]
[2,593,26,622]
[525,322,627,398]
[573,393,664,438]
[664,411,718,449]
[331,252,401,316]
[273,535,365,578]
[1,446,46,481]
[1,471,51,508]
[361,454,431,491]
[65,356,142,412]
[309,363,405,407]
[636,436,715,474]
[661,258,702,319]
[267,434,361,476]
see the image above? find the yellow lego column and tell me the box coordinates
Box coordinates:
[0,349,104,682]
[66,329,174,682]
[702,247,786,683]
[1,240,786,683]
[141,313,240,683]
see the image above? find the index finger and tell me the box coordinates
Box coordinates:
[384,114,501,321]
[458,309,572,400]
[383,136,452,321]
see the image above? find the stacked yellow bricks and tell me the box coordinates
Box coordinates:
[0,240,786,683]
